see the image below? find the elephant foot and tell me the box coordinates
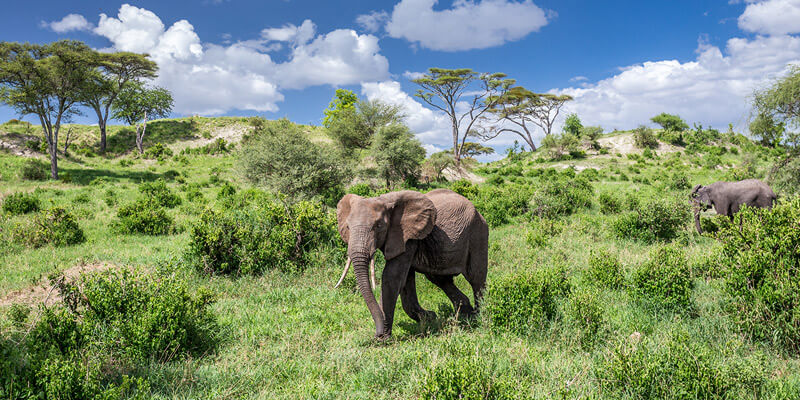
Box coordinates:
[418,310,437,322]
[375,332,392,341]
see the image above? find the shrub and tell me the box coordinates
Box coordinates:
[217,181,236,199]
[138,179,181,208]
[12,207,85,248]
[667,171,690,189]
[612,196,690,243]
[473,184,534,227]
[450,179,478,199]
[717,198,800,353]
[239,118,349,203]
[142,142,173,160]
[525,218,562,249]
[597,330,769,399]
[112,199,174,235]
[484,265,570,335]
[420,352,514,400]
[2,192,39,215]
[346,183,374,197]
[566,290,603,349]
[587,249,624,289]
[187,195,340,274]
[0,268,215,398]
[598,192,621,214]
[185,186,205,203]
[578,167,600,181]
[630,245,693,311]
[633,125,658,149]
[20,158,48,180]
[529,177,593,219]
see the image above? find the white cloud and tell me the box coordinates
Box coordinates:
[553,34,800,133]
[403,70,425,80]
[356,11,389,33]
[42,14,93,33]
[72,4,389,115]
[569,76,588,82]
[738,0,800,35]
[385,0,549,51]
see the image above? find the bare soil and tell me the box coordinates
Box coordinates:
[0,262,115,307]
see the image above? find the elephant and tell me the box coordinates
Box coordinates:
[690,179,777,233]
[335,189,488,340]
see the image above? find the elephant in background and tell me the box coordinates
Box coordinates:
[335,189,488,340]
[690,179,777,233]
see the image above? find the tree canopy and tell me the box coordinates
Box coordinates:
[651,113,689,132]
[326,98,404,151]
[322,89,358,128]
[112,81,173,154]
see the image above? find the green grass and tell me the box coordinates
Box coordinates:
[1,121,799,398]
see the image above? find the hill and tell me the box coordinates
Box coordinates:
[1,119,799,398]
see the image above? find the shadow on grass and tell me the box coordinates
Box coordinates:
[364,303,481,346]
[59,166,179,186]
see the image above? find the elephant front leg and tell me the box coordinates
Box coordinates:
[400,270,436,322]
[378,254,414,340]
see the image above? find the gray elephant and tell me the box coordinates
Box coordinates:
[335,189,488,340]
[690,179,777,233]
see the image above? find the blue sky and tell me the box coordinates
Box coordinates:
[2,0,800,154]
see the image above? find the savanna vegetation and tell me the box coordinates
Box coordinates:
[1,43,800,399]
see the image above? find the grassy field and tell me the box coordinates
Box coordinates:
[2,119,799,399]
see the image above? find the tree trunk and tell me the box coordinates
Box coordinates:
[137,111,148,154]
[49,141,58,180]
[99,120,107,153]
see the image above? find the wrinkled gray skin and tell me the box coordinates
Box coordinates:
[336,189,488,340]
[690,179,777,233]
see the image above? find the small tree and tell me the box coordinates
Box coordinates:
[651,113,689,132]
[482,86,573,151]
[322,88,358,128]
[112,81,173,154]
[412,68,514,165]
[563,113,583,137]
[372,124,426,187]
[459,142,495,158]
[633,125,658,149]
[421,151,454,183]
[0,40,97,179]
[83,52,157,153]
[326,98,404,151]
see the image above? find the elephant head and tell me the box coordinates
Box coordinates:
[335,191,436,337]
[690,184,712,233]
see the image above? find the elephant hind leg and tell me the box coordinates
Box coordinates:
[464,240,488,312]
[400,270,434,322]
[426,274,475,317]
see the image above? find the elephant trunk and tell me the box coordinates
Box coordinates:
[693,207,703,234]
[351,250,384,337]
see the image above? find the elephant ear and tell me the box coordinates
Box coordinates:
[336,194,361,243]
[691,184,703,196]
[380,191,437,260]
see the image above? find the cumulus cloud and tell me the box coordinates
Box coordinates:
[384,0,549,51]
[356,11,389,33]
[738,0,800,35]
[65,4,389,115]
[553,34,800,132]
[42,14,93,33]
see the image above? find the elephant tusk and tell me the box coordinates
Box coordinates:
[369,256,377,291]
[334,257,351,288]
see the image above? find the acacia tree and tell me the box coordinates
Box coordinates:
[412,68,514,165]
[326,98,404,151]
[112,81,173,154]
[0,40,97,179]
[482,86,573,151]
[83,52,157,153]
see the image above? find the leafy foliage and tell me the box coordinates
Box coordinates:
[371,123,426,187]
[631,245,693,311]
[138,179,181,208]
[633,125,659,149]
[651,113,689,132]
[566,289,604,349]
[19,158,48,181]
[612,195,690,243]
[587,249,624,289]
[12,207,85,247]
[529,176,593,218]
[2,192,39,215]
[112,198,174,235]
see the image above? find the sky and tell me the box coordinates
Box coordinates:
[2,0,800,158]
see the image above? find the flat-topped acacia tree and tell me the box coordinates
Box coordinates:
[112,81,173,154]
[0,40,97,179]
[482,86,573,151]
[83,52,158,153]
[412,68,514,165]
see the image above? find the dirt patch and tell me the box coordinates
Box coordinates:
[0,262,115,308]
[597,134,681,156]
[170,123,252,152]
[442,165,486,184]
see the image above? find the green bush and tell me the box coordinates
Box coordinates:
[346,183,374,197]
[217,181,236,199]
[142,142,173,160]
[566,290,603,349]
[420,352,514,400]
[668,171,690,189]
[587,249,624,289]
[138,179,181,208]
[20,158,48,180]
[0,268,215,398]
[630,245,693,311]
[473,184,534,227]
[187,194,340,274]
[484,265,570,335]
[612,196,690,243]
[598,192,621,214]
[450,179,478,199]
[112,198,174,235]
[717,198,800,353]
[2,192,39,215]
[633,125,658,149]
[529,177,593,219]
[525,218,562,249]
[12,207,85,248]
[597,330,769,399]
